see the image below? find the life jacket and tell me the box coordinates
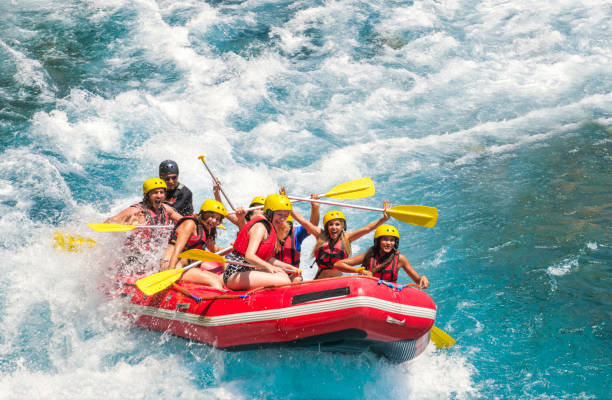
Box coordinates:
[168,216,208,250]
[134,202,169,225]
[124,202,170,251]
[165,183,184,205]
[364,250,401,282]
[233,216,277,261]
[276,227,300,267]
[315,237,347,270]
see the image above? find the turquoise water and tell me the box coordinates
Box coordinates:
[1,0,610,398]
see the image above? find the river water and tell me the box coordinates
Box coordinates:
[0,0,610,398]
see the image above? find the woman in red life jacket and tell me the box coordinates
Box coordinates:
[223,194,301,290]
[332,225,429,288]
[159,200,229,289]
[291,200,391,279]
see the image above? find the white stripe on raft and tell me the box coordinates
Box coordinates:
[124,295,437,327]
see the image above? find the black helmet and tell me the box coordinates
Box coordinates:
[159,160,179,175]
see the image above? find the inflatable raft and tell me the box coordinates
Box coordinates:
[119,265,436,363]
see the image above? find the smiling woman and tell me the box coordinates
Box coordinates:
[223,194,301,290]
[291,201,393,280]
[159,199,228,289]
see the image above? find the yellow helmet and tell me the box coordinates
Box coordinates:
[374,224,400,240]
[199,200,228,217]
[264,194,292,212]
[323,210,346,226]
[143,178,167,194]
[249,196,266,207]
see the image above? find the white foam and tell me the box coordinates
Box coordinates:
[364,346,478,399]
[0,39,55,101]
[547,256,579,276]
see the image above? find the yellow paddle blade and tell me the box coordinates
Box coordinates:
[323,178,375,199]
[87,223,137,232]
[430,326,456,348]
[387,205,438,228]
[179,249,226,263]
[136,268,185,296]
[53,232,97,252]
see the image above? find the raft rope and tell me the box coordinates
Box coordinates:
[377,280,418,291]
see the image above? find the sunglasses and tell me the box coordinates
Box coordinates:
[161,175,178,181]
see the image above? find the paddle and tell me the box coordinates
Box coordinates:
[135,246,232,296]
[53,232,97,252]
[226,178,376,216]
[430,326,456,348]
[320,177,375,199]
[182,249,300,275]
[198,155,236,211]
[286,197,438,228]
[87,223,173,232]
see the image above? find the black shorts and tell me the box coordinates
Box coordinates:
[222,252,255,284]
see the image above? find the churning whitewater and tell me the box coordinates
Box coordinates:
[0,0,610,399]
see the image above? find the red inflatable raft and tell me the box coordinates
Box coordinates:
[118,264,436,363]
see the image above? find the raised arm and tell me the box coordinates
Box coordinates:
[213,181,242,227]
[346,200,391,242]
[291,209,322,237]
[309,193,321,226]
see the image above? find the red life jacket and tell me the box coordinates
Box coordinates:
[364,250,401,282]
[125,202,170,251]
[315,238,347,270]
[169,216,208,250]
[233,216,277,261]
[276,227,300,267]
[133,202,169,225]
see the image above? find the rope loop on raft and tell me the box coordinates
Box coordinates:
[377,280,419,291]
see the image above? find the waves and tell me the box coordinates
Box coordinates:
[0,0,611,398]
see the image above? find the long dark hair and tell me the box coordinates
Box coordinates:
[197,211,219,242]
[361,238,397,274]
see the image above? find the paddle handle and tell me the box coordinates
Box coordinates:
[199,155,235,211]
[287,196,384,213]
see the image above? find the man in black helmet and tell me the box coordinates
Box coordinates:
[159,160,194,216]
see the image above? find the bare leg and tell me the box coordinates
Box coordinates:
[226,270,291,291]
[181,268,224,289]
[316,269,343,279]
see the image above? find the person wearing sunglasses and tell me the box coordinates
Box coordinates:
[159,160,193,216]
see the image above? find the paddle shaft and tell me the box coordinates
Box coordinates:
[199,155,235,210]
[288,196,386,213]
[227,204,263,215]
